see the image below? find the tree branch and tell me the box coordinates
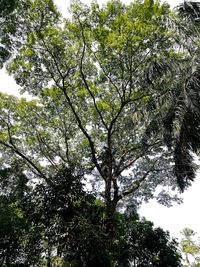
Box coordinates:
[60,83,104,178]
[120,159,159,198]
[0,140,50,183]
[39,34,104,178]
[78,18,108,130]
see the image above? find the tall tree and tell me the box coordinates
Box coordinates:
[0,0,200,241]
[180,228,200,267]
[164,0,200,191]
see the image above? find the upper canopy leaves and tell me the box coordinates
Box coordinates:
[1,0,200,208]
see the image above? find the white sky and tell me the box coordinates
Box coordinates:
[0,0,200,242]
[54,0,182,16]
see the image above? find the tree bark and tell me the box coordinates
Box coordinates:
[104,178,120,244]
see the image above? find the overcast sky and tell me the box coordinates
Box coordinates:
[0,0,199,242]
[54,0,183,16]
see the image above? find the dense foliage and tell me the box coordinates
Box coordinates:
[0,166,181,266]
[0,0,200,265]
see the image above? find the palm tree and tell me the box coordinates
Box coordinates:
[172,1,200,191]
[150,0,200,191]
[180,228,200,266]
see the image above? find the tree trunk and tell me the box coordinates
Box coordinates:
[47,247,51,267]
[47,258,51,267]
[104,179,119,244]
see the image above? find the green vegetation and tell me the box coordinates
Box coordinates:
[0,165,181,266]
[180,228,200,267]
[0,0,200,265]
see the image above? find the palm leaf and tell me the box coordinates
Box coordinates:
[165,65,200,190]
[176,1,200,22]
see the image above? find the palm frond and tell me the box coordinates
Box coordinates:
[162,63,200,190]
[173,94,187,139]
[176,1,200,22]
[146,59,171,85]
[163,107,175,149]
[141,115,160,147]
[185,64,200,113]
[174,125,197,191]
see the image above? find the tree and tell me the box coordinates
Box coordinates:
[0,0,28,67]
[0,165,181,266]
[167,0,200,191]
[115,211,182,267]
[0,164,94,266]
[0,0,60,68]
[180,228,200,267]
[0,0,200,246]
[0,165,30,266]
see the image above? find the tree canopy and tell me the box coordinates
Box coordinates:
[0,165,181,266]
[0,0,200,265]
